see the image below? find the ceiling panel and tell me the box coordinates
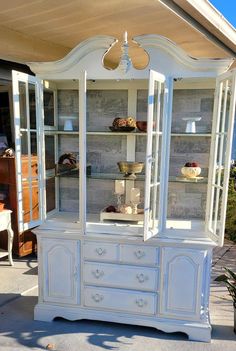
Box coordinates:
[0,0,234,66]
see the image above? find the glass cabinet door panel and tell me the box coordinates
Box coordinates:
[167,78,214,229]
[45,135,56,213]
[144,70,166,241]
[12,70,43,232]
[46,178,56,213]
[44,89,55,127]
[29,83,36,129]
[206,70,236,245]
[58,89,79,131]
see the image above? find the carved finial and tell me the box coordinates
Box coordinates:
[118,31,132,74]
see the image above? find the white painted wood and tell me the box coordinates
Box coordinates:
[120,244,159,266]
[79,71,87,231]
[0,210,14,266]
[29,34,235,343]
[84,262,158,291]
[42,239,79,304]
[12,70,43,232]
[83,241,119,262]
[144,70,166,241]
[160,247,206,320]
[28,35,232,80]
[100,210,144,222]
[161,78,173,231]
[206,69,236,245]
[84,286,156,315]
[34,302,211,341]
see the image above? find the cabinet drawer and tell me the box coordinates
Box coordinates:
[84,262,158,291]
[84,286,156,315]
[84,242,118,262]
[120,245,159,266]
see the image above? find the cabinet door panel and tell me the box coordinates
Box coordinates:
[160,247,206,320]
[42,239,78,304]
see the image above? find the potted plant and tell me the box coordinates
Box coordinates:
[215,267,236,333]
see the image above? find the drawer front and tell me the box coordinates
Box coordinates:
[84,262,158,291]
[84,242,118,262]
[120,245,159,266]
[84,286,156,315]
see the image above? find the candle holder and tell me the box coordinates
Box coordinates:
[114,192,123,212]
[182,117,201,133]
[131,200,140,215]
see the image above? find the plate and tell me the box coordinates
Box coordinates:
[109,126,135,132]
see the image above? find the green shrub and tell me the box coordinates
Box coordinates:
[225,165,236,242]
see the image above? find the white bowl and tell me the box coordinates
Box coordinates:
[181,166,201,178]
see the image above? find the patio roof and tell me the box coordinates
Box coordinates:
[0,0,235,68]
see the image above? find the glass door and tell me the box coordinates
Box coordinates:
[12,70,44,232]
[144,69,167,241]
[206,70,236,245]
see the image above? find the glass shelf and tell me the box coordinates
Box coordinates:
[45,130,211,137]
[87,131,146,136]
[88,173,145,181]
[171,133,211,137]
[169,176,207,183]
[56,172,207,183]
[56,172,145,180]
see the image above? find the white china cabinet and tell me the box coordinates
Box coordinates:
[12,35,236,342]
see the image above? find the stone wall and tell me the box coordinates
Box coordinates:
[56,88,214,219]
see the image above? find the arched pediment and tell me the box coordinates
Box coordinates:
[28,34,233,78]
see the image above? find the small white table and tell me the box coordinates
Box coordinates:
[0,210,14,266]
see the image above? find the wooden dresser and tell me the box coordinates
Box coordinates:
[0,156,37,256]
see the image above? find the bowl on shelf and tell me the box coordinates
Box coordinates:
[117,161,144,179]
[109,126,135,132]
[181,162,201,178]
[136,121,147,132]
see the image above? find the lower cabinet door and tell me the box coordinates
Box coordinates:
[160,247,207,320]
[42,239,79,304]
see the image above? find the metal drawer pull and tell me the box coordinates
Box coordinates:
[92,293,104,303]
[136,273,149,283]
[96,247,107,256]
[134,250,145,259]
[92,269,104,279]
[135,298,147,308]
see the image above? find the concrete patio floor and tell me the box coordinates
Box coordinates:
[0,241,235,351]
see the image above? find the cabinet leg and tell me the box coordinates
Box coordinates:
[187,327,211,342]
[7,228,14,266]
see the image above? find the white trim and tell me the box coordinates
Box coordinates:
[133,35,233,72]
[179,0,236,47]
[12,70,44,232]
[206,69,236,245]
[79,71,87,232]
[28,36,117,75]
[28,35,233,80]
[144,70,166,241]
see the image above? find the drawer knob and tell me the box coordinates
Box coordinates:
[135,298,147,308]
[92,293,104,303]
[92,269,104,279]
[96,247,107,256]
[134,250,145,259]
[136,273,148,283]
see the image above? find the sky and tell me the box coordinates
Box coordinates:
[209,0,236,28]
